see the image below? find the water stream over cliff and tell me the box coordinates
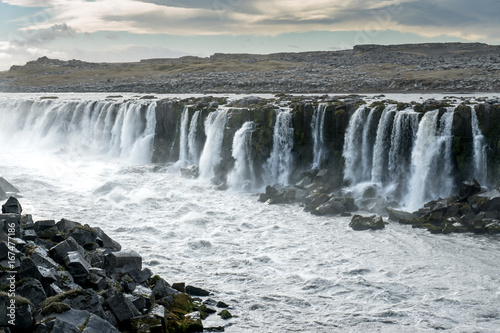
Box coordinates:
[0,93,498,332]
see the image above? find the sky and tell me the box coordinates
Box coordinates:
[0,0,499,70]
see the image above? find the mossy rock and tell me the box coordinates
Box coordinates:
[164,311,203,333]
[169,293,195,315]
[419,223,443,234]
[218,309,233,320]
[40,302,71,316]
[147,275,162,289]
[0,291,33,306]
[38,289,85,310]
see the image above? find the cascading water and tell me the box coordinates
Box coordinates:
[188,111,201,165]
[198,109,228,180]
[0,98,156,164]
[265,109,294,185]
[386,108,420,194]
[343,106,370,185]
[371,105,397,183]
[471,108,488,186]
[178,106,190,166]
[311,103,327,169]
[227,121,256,191]
[406,108,455,211]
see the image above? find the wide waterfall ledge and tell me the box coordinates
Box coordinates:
[0,92,498,216]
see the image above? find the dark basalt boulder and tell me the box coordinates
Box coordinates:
[312,197,358,216]
[0,197,225,332]
[105,251,142,279]
[459,178,482,199]
[2,196,22,214]
[349,215,385,231]
[387,208,417,224]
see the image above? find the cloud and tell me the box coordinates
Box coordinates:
[10,23,75,46]
[2,0,499,41]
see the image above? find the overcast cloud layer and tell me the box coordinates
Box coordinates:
[0,0,499,69]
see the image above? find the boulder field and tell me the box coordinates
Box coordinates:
[0,196,231,333]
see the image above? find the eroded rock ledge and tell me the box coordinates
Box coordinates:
[0,196,231,332]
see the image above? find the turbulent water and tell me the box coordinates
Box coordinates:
[1,94,500,332]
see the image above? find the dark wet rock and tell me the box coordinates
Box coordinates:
[106,292,141,324]
[349,215,385,231]
[218,309,233,320]
[17,278,47,307]
[185,285,210,297]
[130,267,153,284]
[105,251,142,278]
[130,315,164,332]
[18,258,56,285]
[55,218,80,233]
[49,237,88,265]
[387,208,417,224]
[34,220,56,233]
[458,179,482,199]
[63,251,91,285]
[69,225,97,246]
[216,301,229,308]
[181,165,199,179]
[304,193,331,212]
[93,227,121,251]
[172,282,186,293]
[312,197,358,216]
[469,189,500,212]
[2,196,22,214]
[152,278,179,300]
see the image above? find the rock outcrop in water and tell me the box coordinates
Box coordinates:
[0,196,230,332]
[388,179,500,234]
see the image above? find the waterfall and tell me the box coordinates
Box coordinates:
[178,106,190,166]
[311,103,327,169]
[471,108,488,186]
[198,109,228,180]
[227,121,256,191]
[343,106,368,185]
[343,106,379,185]
[371,105,397,183]
[406,108,455,211]
[265,109,294,185]
[188,111,201,165]
[387,108,420,189]
[0,99,156,164]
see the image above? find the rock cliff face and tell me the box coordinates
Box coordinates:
[151,95,500,196]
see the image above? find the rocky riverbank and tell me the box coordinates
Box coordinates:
[257,175,500,235]
[1,43,499,93]
[0,190,232,332]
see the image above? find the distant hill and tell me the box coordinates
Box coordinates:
[1,43,499,93]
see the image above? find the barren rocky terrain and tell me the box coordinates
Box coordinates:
[0,42,499,93]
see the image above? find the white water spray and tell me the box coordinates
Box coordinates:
[471,108,488,186]
[227,121,256,191]
[0,99,156,164]
[406,108,455,211]
[371,105,397,183]
[178,106,190,166]
[311,103,327,169]
[198,109,228,180]
[188,111,201,165]
[265,109,294,185]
